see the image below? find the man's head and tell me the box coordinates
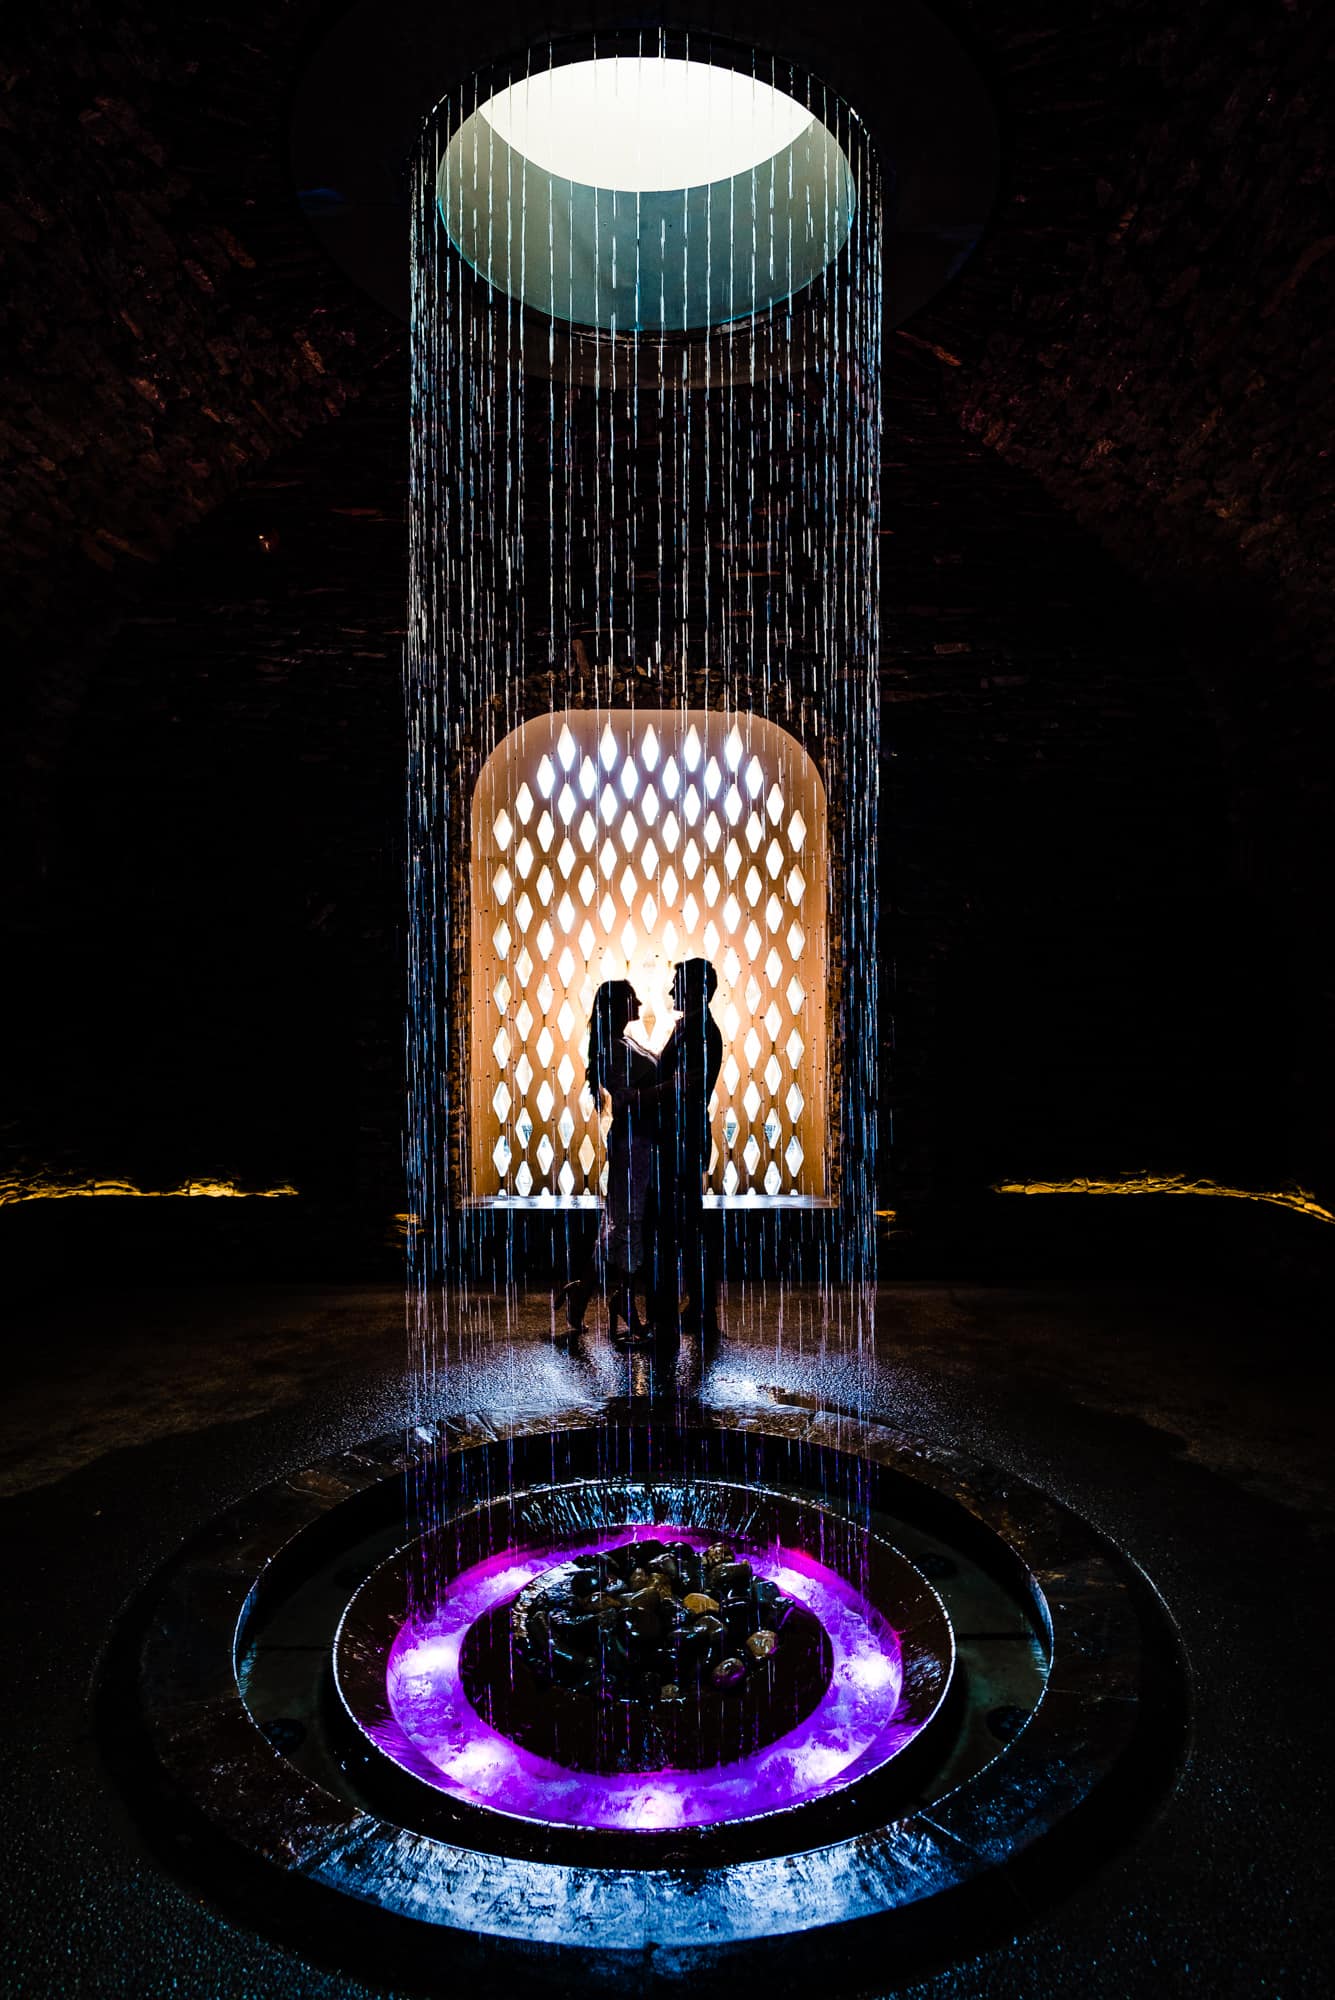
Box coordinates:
[671,957,719,1012]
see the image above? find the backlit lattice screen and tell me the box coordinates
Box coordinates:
[469,712,828,1203]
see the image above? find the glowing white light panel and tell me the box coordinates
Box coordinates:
[478,57,814,193]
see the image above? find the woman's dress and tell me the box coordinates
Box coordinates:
[603,1035,659,1275]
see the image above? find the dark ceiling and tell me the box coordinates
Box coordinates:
[4,2,1328,667]
[5,2,1330,665]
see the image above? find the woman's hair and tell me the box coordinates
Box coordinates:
[586,979,639,1101]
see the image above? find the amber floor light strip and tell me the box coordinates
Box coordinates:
[992,1175,1334,1226]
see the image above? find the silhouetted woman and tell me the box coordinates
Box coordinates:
[558,978,658,1344]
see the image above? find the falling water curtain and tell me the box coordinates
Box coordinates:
[406,35,883,1564]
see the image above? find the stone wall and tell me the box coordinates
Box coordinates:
[3,352,1262,1262]
[3,0,1330,1263]
[912,0,1335,1199]
[0,0,393,873]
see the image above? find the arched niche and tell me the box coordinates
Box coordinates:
[469,710,829,1205]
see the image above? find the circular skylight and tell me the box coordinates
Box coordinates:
[439,53,856,335]
[477,58,815,194]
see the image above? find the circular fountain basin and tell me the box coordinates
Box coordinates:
[107,1395,1187,1986]
[341,1504,952,1837]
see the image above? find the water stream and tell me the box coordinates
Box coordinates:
[406,37,883,1610]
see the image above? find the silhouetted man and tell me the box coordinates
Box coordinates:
[639,958,723,1347]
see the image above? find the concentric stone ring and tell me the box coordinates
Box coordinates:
[340,1503,954,1835]
[107,1396,1186,1979]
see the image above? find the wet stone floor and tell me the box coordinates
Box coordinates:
[0,1276,1330,1996]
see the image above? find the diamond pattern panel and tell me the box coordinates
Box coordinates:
[471,711,827,1200]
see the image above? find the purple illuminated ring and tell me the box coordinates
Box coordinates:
[379,1527,930,1832]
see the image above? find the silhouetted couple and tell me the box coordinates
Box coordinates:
[559,959,723,1353]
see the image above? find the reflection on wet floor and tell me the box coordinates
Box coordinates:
[425,1281,881,1421]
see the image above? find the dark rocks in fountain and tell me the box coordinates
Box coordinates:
[453,1531,834,1777]
[711,1656,747,1689]
[512,1539,793,1712]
